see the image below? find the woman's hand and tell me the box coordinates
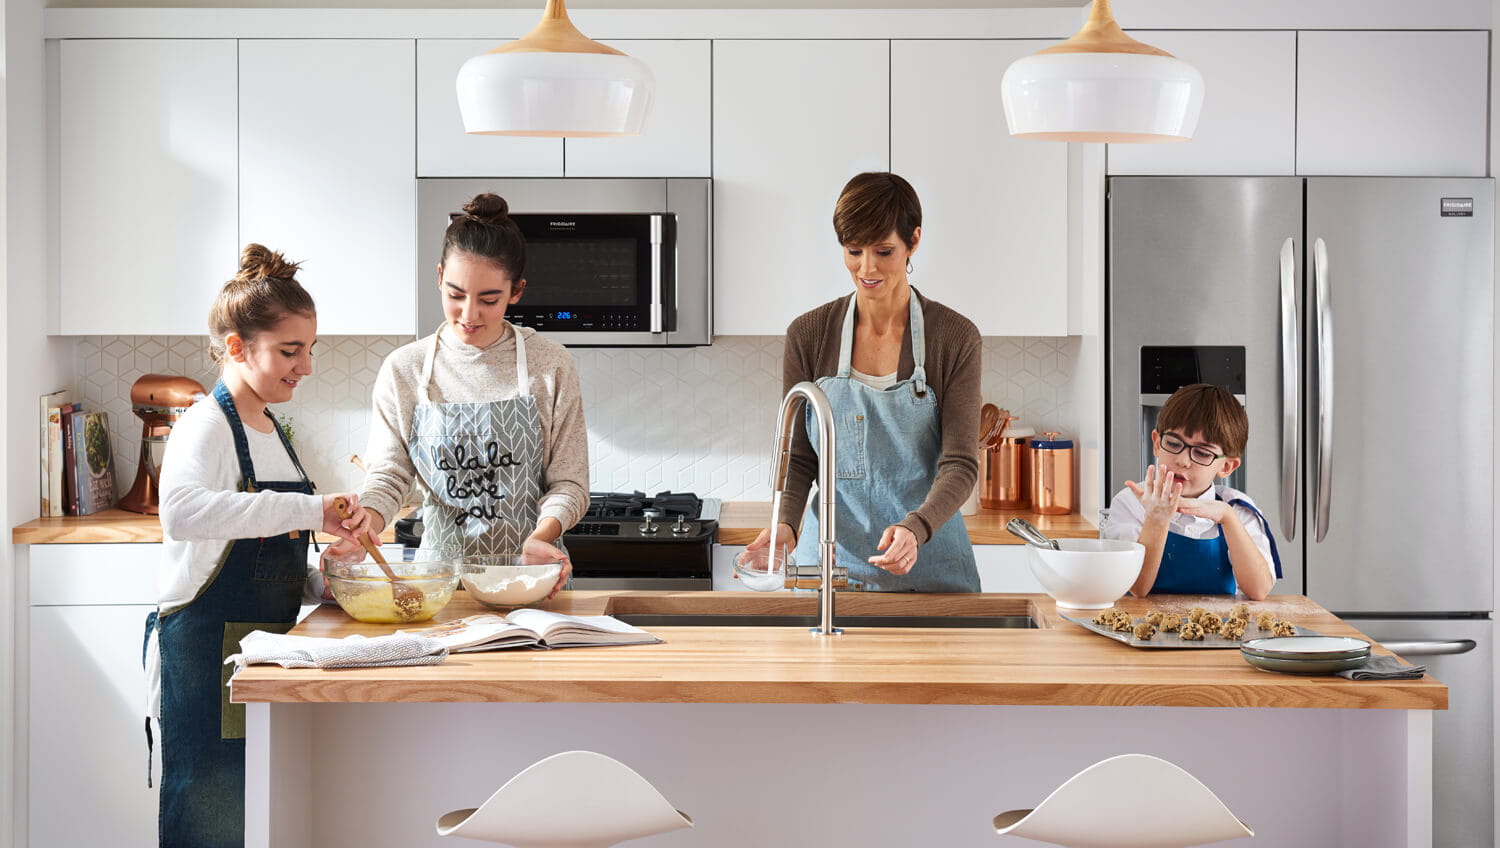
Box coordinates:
[1124,465,1182,526]
[746,523,797,554]
[323,497,385,564]
[1176,497,1233,524]
[523,533,573,599]
[868,525,919,574]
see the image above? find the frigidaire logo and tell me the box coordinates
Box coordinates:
[1440,197,1474,217]
[549,220,577,228]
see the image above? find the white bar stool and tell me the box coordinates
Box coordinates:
[436,750,693,848]
[993,753,1254,847]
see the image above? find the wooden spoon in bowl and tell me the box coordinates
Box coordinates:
[332,496,424,621]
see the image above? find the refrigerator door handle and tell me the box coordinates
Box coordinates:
[1312,237,1334,543]
[1279,237,1299,540]
[1379,639,1477,657]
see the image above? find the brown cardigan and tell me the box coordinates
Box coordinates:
[774,289,982,544]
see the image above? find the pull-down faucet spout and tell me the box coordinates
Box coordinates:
[767,381,847,636]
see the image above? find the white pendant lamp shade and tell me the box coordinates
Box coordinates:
[1001,0,1203,143]
[456,0,655,138]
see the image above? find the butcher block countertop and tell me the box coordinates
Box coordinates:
[13,503,1094,546]
[229,591,1445,710]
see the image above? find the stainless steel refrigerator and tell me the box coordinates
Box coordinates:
[1108,177,1494,848]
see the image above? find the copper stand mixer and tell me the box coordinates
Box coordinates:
[119,374,208,514]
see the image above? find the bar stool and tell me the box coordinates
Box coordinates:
[992,753,1253,847]
[435,750,693,847]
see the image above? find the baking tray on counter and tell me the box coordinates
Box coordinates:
[1060,612,1320,649]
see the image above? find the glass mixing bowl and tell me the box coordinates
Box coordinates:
[324,555,459,624]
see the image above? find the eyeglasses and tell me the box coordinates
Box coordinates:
[1158,432,1226,467]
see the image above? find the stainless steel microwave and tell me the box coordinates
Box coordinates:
[416,178,712,346]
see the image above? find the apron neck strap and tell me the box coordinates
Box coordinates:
[835,291,928,391]
[421,322,531,403]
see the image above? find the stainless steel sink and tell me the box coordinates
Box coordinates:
[613,613,1036,629]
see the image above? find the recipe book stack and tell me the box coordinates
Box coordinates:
[38,389,116,516]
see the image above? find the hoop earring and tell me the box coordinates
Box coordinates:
[906,259,915,275]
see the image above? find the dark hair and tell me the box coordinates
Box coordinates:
[1156,383,1249,458]
[833,172,922,249]
[440,192,527,280]
[208,244,315,366]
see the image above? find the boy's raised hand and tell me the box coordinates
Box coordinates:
[1124,464,1182,525]
[1176,497,1233,524]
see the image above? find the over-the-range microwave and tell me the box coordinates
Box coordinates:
[416,178,712,346]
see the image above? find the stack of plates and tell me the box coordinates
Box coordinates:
[1240,636,1372,675]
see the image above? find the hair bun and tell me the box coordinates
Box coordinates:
[462,193,510,225]
[237,243,301,282]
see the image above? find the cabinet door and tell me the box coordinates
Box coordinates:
[240,40,417,335]
[892,40,1068,336]
[1107,31,1296,176]
[59,39,237,335]
[1297,31,1488,176]
[565,40,712,177]
[30,604,159,847]
[713,41,889,335]
[973,544,1045,593]
[416,39,563,177]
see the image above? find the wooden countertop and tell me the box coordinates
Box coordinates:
[230,591,1445,710]
[716,501,1095,545]
[13,502,1094,546]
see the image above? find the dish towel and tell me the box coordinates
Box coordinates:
[1336,655,1427,680]
[225,630,449,670]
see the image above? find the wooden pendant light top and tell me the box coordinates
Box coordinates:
[486,0,625,56]
[1036,0,1175,58]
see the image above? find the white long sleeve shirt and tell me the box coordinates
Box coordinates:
[1101,483,1277,580]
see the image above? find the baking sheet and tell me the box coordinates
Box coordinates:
[1061,612,1320,649]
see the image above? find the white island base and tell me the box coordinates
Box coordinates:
[246,702,1431,848]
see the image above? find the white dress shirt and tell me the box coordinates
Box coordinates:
[1101,483,1277,579]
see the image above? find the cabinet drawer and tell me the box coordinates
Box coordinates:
[29,543,160,606]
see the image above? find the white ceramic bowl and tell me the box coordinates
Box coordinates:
[460,555,564,609]
[1027,539,1145,610]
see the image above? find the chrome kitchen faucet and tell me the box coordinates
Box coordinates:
[768,381,848,636]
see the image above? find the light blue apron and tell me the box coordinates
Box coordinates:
[792,293,980,592]
[410,324,544,555]
[1153,493,1283,595]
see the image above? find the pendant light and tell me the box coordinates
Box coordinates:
[456,0,654,137]
[1000,0,1203,143]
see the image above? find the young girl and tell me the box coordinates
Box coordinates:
[145,244,367,848]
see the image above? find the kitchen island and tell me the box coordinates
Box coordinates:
[235,592,1442,848]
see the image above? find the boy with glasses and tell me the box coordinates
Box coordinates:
[1102,383,1281,600]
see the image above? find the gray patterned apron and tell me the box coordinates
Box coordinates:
[410,324,543,555]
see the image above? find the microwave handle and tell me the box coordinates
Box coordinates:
[650,214,663,334]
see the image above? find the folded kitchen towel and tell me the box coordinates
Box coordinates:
[1336,655,1427,681]
[225,630,448,670]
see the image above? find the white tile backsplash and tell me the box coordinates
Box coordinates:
[74,334,1079,502]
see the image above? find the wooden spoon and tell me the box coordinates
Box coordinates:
[332,496,424,621]
[978,403,1000,447]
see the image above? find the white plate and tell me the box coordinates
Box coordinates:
[1240,635,1371,659]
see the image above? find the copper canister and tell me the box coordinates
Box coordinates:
[1028,431,1075,515]
[981,426,1033,510]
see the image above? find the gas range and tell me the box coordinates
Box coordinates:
[563,491,720,589]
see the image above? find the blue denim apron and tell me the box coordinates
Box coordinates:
[792,293,980,592]
[147,380,313,848]
[1152,495,1283,595]
[409,324,543,555]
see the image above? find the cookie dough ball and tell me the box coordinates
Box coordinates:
[1161,612,1183,632]
[1229,604,1250,621]
[1133,621,1157,640]
[1188,607,1207,623]
[1092,609,1115,626]
[1145,610,1164,627]
[1198,614,1223,635]
[1256,611,1277,631]
[1180,621,1206,641]
[1272,620,1296,637]
[1111,613,1136,633]
[1221,617,1248,640]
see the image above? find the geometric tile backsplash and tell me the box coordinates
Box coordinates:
[74,334,1080,504]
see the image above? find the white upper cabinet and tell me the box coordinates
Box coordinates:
[892,40,1069,337]
[1107,31,1296,176]
[1297,31,1488,176]
[59,40,238,335]
[713,40,889,336]
[417,39,563,177]
[240,40,417,335]
[565,40,712,177]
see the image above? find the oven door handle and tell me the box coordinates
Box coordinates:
[650,214,664,334]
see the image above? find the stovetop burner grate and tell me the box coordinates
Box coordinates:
[584,490,704,520]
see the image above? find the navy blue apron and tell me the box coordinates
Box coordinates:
[146,380,313,848]
[1152,495,1282,595]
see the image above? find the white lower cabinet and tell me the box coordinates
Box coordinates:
[29,544,160,848]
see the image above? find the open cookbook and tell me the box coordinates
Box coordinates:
[399,611,662,652]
